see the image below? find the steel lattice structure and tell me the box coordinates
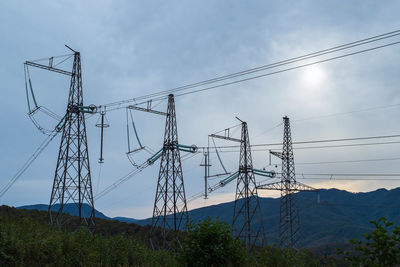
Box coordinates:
[150,94,188,249]
[49,51,96,228]
[257,116,317,249]
[232,121,266,249]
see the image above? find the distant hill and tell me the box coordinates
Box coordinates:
[18,187,400,249]
[17,203,137,223]
[134,187,400,248]
[112,216,139,223]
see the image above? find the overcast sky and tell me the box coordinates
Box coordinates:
[1,1,400,219]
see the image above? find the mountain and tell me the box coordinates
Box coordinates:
[18,187,400,249]
[134,187,400,248]
[112,216,139,223]
[18,203,109,219]
[17,203,137,223]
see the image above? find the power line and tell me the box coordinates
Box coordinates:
[293,103,400,123]
[173,41,400,99]
[104,39,400,112]
[289,157,400,166]
[0,129,60,198]
[198,133,400,150]
[292,140,400,150]
[296,173,400,177]
[211,141,400,152]
[289,134,400,145]
[298,177,400,181]
[239,102,400,143]
[101,30,400,110]
[111,40,400,111]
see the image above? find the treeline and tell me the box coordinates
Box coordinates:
[3,205,388,266]
[0,206,176,266]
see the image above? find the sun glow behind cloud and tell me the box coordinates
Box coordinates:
[301,65,327,88]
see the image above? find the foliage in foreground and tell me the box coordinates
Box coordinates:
[0,216,176,266]
[178,217,341,267]
[0,206,343,266]
[339,217,400,267]
[179,217,245,266]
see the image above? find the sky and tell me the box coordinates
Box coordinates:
[1,0,400,219]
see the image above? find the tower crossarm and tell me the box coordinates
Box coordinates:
[146,143,197,165]
[208,171,239,193]
[257,181,318,193]
[270,150,284,159]
[209,133,242,143]
[253,168,276,178]
[74,105,98,114]
[127,105,168,116]
[256,181,283,191]
[293,181,319,192]
[175,144,198,153]
[25,61,73,76]
[147,148,163,165]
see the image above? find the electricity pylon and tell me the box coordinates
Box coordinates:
[49,48,96,228]
[233,119,266,249]
[211,118,266,250]
[257,116,317,249]
[150,94,189,249]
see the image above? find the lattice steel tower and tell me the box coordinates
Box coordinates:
[49,50,95,228]
[232,120,265,249]
[150,94,188,249]
[257,116,317,249]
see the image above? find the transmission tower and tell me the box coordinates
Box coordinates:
[233,119,266,249]
[257,116,317,249]
[211,118,266,249]
[49,49,96,228]
[150,94,189,249]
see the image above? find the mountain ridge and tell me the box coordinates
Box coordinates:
[17,187,400,248]
[17,203,138,223]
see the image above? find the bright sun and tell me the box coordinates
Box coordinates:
[301,66,326,87]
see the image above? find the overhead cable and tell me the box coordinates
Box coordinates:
[102,29,400,109]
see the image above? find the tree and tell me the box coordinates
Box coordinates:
[179,217,246,267]
[341,217,400,266]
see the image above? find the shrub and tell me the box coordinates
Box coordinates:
[340,217,400,266]
[179,217,246,266]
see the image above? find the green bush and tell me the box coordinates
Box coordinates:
[179,217,246,266]
[340,217,400,266]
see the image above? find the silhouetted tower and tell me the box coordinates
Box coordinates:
[150,94,188,249]
[257,116,317,249]
[49,50,96,228]
[232,120,266,249]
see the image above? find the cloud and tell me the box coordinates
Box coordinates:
[1,0,400,218]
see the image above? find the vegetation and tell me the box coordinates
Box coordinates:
[179,217,246,266]
[0,208,176,266]
[339,217,400,266]
[0,205,346,266]
[178,217,341,266]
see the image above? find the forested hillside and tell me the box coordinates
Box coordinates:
[18,187,400,251]
[134,187,400,249]
[0,205,345,266]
